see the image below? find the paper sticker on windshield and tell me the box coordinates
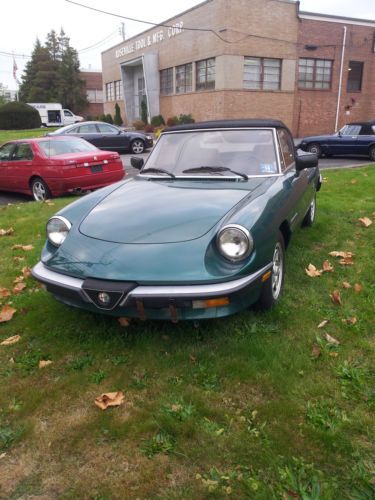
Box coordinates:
[259,163,277,174]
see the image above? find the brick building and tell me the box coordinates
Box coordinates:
[80,70,104,118]
[101,0,375,136]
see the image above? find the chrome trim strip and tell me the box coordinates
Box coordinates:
[32,261,84,290]
[120,263,272,306]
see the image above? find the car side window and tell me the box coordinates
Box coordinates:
[277,129,295,171]
[96,124,118,134]
[64,110,73,117]
[13,143,34,161]
[77,124,97,134]
[0,143,15,161]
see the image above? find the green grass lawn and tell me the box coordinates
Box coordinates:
[0,128,59,144]
[0,167,374,498]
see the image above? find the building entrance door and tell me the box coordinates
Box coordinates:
[136,77,146,119]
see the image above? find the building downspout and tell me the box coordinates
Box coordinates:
[335,26,347,132]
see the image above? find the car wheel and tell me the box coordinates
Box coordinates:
[31,178,51,202]
[369,146,375,161]
[307,143,322,157]
[302,196,316,227]
[257,232,285,310]
[131,139,145,154]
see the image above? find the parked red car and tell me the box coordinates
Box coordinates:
[0,137,125,201]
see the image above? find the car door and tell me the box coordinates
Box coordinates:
[72,124,100,147]
[6,143,35,192]
[328,124,360,155]
[95,123,127,151]
[0,143,16,190]
[63,109,75,125]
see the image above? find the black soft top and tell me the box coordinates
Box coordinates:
[347,122,375,135]
[165,119,289,132]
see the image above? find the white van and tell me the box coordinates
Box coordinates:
[28,103,83,127]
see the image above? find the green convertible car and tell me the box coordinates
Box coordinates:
[32,119,321,322]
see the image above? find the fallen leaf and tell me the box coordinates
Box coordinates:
[170,404,182,412]
[354,283,362,294]
[0,452,6,459]
[0,305,17,323]
[330,290,342,306]
[339,257,354,266]
[21,267,32,278]
[95,391,125,410]
[317,320,329,329]
[363,173,368,177]
[13,256,25,262]
[311,344,321,359]
[0,227,14,236]
[342,317,357,325]
[358,217,372,227]
[329,251,354,259]
[329,352,339,358]
[322,260,334,273]
[1,334,21,345]
[342,281,352,289]
[13,283,26,294]
[350,179,358,184]
[0,288,11,298]
[13,275,24,284]
[305,263,322,277]
[12,244,34,251]
[39,360,53,368]
[117,317,130,327]
[189,354,197,364]
[325,333,340,346]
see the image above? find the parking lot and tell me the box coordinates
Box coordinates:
[0,150,372,205]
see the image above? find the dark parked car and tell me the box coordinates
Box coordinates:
[33,119,321,322]
[298,121,375,160]
[48,121,153,154]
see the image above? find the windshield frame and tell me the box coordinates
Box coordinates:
[139,127,282,179]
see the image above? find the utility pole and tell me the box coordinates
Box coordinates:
[119,23,125,41]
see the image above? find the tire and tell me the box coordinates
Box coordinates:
[369,146,375,161]
[307,143,322,157]
[31,177,51,202]
[257,232,285,311]
[302,195,316,227]
[130,139,145,154]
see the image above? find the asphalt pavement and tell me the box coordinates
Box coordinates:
[0,150,372,205]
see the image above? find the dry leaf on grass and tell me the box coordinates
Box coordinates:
[0,288,11,298]
[0,305,16,323]
[12,244,34,251]
[339,257,354,266]
[342,317,357,325]
[189,354,197,364]
[117,317,130,327]
[95,391,125,410]
[329,352,339,358]
[317,320,329,329]
[329,251,354,259]
[13,256,25,262]
[342,281,352,289]
[311,344,321,359]
[0,227,14,236]
[21,267,32,278]
[358,217,372,228]
[325,333,340,346]
[0,452,6,459]
[305,263,322,277]
[39,360,53,369]
[13,275,24,283]
[13,283,26,294]
[354,283,362,293]
[1,334,21,345]
[350,179,358,184]
[322,260,334,272]
[330,290,342,306]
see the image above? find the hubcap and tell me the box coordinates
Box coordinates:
[309,145,320,155]
[271,242,283,300]
[132,141,144,154]
[33,181,46,201]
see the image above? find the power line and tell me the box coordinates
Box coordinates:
[78,30,119,52]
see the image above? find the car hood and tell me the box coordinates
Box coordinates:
[79,177,264,244]
[299,134,334,143]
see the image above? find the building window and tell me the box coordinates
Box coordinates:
[176,63,192,93]
[87,89,103,103]
[244,57,281,90]
[160,68,173,95]
[298,58,332,89]
[114,80,123,100]
[347,61,363,91]
[196,58,215,90]
[105,82,114,101]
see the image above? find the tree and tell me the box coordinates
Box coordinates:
[114,103,123,125]
[57,45,87,112]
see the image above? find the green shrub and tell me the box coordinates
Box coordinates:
[178,113,195,124]
[166,116,179,127]
[0,102,41,130]
[105,113,113,124]
[98,113,107,122]
[133,120,145,130]
[113,103,123,126]
[151,114,165,127]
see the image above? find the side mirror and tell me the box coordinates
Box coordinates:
[131,157,144,170]
[295,152,318,172]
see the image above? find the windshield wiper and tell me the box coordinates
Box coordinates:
[182,166,247,180]
[141,167,176,178]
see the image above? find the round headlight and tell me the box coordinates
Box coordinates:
[217,225,253,262]
[46,216,71,247]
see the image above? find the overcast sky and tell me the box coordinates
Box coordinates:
[1,0,375,89]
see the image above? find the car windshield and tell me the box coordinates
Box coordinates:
[38,138,98,156]
[143,129,279,177]
[339,124,361,136]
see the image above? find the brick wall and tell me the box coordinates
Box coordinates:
[80,71,104,118]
